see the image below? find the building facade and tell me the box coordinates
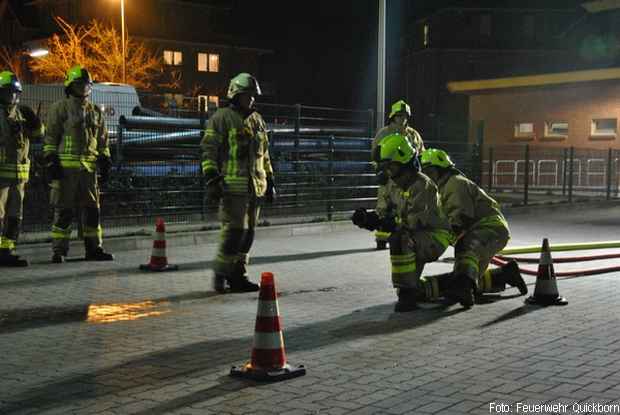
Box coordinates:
[400,3,582,142]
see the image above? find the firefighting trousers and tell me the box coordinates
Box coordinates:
[213,193,260,277]
[388,228,450,289]
[0,182,25,252]
[419,267,508,301]
[49,171,103,255]
[453,220,510,285]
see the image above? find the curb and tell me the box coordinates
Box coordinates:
[17,220,355,263]
[15,199,620,263]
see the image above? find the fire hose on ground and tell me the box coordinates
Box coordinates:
[493,240,620,278]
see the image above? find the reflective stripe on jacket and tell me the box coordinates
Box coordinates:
[200,106,273,197]
[43,96,110,172]
[0,104,44,183]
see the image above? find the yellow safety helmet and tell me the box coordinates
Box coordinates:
[64,65,93,87]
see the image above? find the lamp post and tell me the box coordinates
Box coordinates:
[121,0,126,83]
[377,0,386,130]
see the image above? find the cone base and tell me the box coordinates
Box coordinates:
[139,263,179,272]
[525,295,568,306]
[230,362,306,382]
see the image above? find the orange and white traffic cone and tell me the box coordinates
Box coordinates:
[139,218,179,272]
[525,238,567,306]
[230,272,306,381]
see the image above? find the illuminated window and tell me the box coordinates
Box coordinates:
[592,118,617,136]
[514,122,534,137]
[423,24,429,47]
[197,95,219,110]
[208,53,219,72]
[197,53,208,72]
[197,53,219,72]
[545,121,568,137]
[164,50,182,66]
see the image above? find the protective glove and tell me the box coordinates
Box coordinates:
[97,156,112,185]
[265,176,277,205]
[204,170,223,204]
[351,208,381,231]
[44,153,63,181]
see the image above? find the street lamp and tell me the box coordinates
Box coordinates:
[121,0,126,83]
[112,0,127,83]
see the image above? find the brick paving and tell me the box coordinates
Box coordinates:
[2,204,620,414]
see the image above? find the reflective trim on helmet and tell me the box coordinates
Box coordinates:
[388,100,411,120]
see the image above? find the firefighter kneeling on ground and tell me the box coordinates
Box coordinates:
[43,65,113,263]
[371,100,425,250]
[418,148,527,306]
[352,133,453,312]
[201,72,276,293]
[0,71,44,267]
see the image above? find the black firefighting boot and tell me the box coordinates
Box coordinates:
[394,288,419,312]
[85,247,114,261]
[227,263,259,293]
[0,248,28,267]
[444,270,476,308]
[492,260,527,295]
[213,272,228,293]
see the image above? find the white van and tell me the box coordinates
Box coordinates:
[20,82,141,137]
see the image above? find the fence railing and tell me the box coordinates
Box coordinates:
[481,144,620,204]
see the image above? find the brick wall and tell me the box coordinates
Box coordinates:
[469,80,620,150]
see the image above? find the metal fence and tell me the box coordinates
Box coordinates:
[481,144,620,204]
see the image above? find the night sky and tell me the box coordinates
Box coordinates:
[229,0,584,111]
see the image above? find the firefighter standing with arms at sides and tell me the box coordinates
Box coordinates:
[371,100,424,249]
[0,71,44,267]
[419,148,527,306]
[201,73,276,293]
[43,65,113,263]
[353,134,453,312]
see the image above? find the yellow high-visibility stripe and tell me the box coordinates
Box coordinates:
[391,262,417,274]
[0,238,15,250]
[476,215,508,229]
[83,225,102,238]
[432,229,455,248]
[227,128,238,178]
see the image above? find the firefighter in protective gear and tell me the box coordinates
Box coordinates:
[371,100,424,250]
[201,72,275,293]
[43,65,113,263]
[0,71,44,267]
[353,133,453,312]
[420,148,526,307]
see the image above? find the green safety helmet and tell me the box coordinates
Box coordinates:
[64,65,93,87]
[420,148,455,169]
[227,72,261,99]
[378,133,416,165]
[0,70,22,93]
[388,100,411,120]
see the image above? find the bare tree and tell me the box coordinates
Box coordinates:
[29,17,164,90]
[0,46,28,80]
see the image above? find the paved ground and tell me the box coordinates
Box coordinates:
[2,204,620,415]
